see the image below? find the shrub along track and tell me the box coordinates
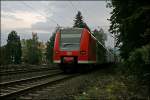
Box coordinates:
[0,71,78,100]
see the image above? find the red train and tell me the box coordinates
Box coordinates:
[53,28,114,72]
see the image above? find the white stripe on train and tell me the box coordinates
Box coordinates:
[53,60,61,63]
[53,60,96,64]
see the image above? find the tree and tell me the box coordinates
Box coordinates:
[21,39,28,63]
[0,45,9,65]
[46,32,56,63]
[93,28,107,63]
[73,11,91,31]
[23,33,42,64]
[93,28,107,45]
[6,30,22,64]
[108,0,150,94]
[109,0,150,59]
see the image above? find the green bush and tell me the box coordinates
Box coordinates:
[124,44,150,87]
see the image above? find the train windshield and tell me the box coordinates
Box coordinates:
[60,28,82,51]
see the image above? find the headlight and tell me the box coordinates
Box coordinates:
[80,51,86,55]
[55,51,59,55]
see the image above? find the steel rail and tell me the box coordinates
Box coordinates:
[0,71,62,86]
[0,67,58,76]
[0,74,77,100]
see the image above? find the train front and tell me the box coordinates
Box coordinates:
[53,28,82,64]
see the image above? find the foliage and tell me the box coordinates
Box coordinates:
[22,33,42,64]
[0,46,9,65]
[124,44,150,82]
[6,30,22,64]
[74,70,132,99]
[109,0,150,93]
[21,39,28,63]
[73,11,91,31]
[76,81,128,99]
[46,32,56,63]
[93,28,107,45]
[109,0,150,59]
[114,44,150,96]
[93,28,107,63]
[38,41,47,64]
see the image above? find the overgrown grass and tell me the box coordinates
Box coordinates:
[75,61,150,99]
[75,69,130,99]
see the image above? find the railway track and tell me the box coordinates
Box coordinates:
[1,69,62,84]
[0,71,78,99]
[0,66,58,75]
[1,69,61,83]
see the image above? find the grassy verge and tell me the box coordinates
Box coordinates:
[74,64,149,99]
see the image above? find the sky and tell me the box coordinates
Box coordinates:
[1,1,114,48]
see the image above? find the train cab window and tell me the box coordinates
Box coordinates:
[60,28,82,51]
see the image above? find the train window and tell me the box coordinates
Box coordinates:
[60,28,82,51]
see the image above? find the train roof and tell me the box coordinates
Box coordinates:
[59,27,83,31]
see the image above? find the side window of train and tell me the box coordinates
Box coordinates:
[91,37,96,54]
[59,30,61,46]
[89,33,91,42]
[89,34,91,49]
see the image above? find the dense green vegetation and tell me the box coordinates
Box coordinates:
[0,45,9,64]
[123,44,150,86]
[0,31,22,65]
[108,0,150,95]
[22,33,42,64]
[93,28,107,63]
[93,28,106,45]
[7,31,22,64]
[0,32,43,65]
[109,0,150,59]
[46,32,56,63]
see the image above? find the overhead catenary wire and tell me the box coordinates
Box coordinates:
[90,33,112,53]
[47,3,71,25]
[75,1,115,52]
[69,1,79,13]
[70,1,89,19]
[22,1,61,27]
[75,1,92,30]
[68,1,107,49]
[68,1,110,45]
